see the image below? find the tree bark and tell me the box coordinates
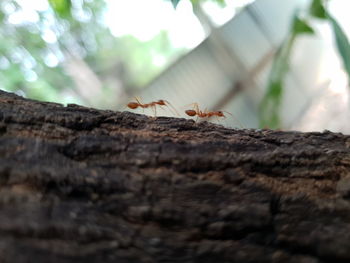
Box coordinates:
[0,90,350,263]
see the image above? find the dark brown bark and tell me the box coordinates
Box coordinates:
[0,90,350,263]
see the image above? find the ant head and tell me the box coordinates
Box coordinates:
[185,109,197,116]
[217,111,225,117]
[127,102,139,109]
[157,99,166,105]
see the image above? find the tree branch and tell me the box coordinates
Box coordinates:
[0,90,349,263]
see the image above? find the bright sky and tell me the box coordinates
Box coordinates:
[328,0,350,37]
[104,0,254,49]
[5,0,350,75]
[5,0,350,51]
[313,0,350,94]
[104,0,205,48]
[5,0,253,49]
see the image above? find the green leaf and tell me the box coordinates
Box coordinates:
[170,0,181,8]
[309,0,327,19]
[259,32,296,129]
[259,14,314,129]
[327,12,350,83]
[48,0,71,18]
[292,16,315,35]
[213,0,226,7]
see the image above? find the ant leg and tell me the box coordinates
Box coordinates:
[164,101,180,116]
[159,105,172,116]
[134,97,142,104]
[158,105,167,113]
[134,97,145,113]
[233,116,244,128]
[149,105,155,117]
[222,117,229,126]
[194,103,200,113]
[148,105,156,120]
[203,108,208,122]
[222,111,244,128]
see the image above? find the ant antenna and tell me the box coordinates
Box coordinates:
[164,100,180,116]
[222,110,244,128]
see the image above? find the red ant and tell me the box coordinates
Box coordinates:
[185,103,226,119]
[127,98,179,116]
[185,103,242,127]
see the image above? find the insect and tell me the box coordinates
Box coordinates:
[185,104,226,119]
[127,98,179,116]
[185,103,242,127]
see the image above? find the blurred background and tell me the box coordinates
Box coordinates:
[1,0,350,132]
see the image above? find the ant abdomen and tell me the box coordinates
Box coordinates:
[185,110,197,117]
[127,102,139,109]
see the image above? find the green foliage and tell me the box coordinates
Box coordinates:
[260,0,350,129]
[259,42,291,129]
[259,15,314,129]
[309,0,327,19]
[113,32,184,88]
[292,16,314,35]
[48,0,72,18]
[170,0,181,8]
[326,11,350,84]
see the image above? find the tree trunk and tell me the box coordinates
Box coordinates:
[0,90,350,263]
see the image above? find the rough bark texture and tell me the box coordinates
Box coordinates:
[1,90,350,263]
